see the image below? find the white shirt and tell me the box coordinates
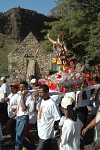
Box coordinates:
[0,83,10,103]
[29,111,37,124]
[60,118,83,150]
[29,96,37,124]
[50,95,62,106]
[7,93,20,118]
[17,92,32,117]
[37,98,61,140]
[59,116,66,127]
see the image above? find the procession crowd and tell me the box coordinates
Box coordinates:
[0,75,100,150]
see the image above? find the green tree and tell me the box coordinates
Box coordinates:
[41,0,100,66]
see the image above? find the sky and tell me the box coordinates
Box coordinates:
[0,0,57,16]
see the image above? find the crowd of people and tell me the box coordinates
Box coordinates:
[0,75,100,150]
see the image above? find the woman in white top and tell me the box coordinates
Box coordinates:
[59,97,83,150]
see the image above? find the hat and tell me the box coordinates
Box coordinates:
[0,76,6,81]
[10,83,19,89]
[30,78,37,84]
[61,96,74,109]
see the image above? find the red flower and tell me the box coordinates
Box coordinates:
[87,80,93,85]
[84,80,88,85]
[59,33,63,37]
[73,85,78,90]
[64,69,68,73]
[60,87,66,92]
[57,74,62,78]
[49,84,57,91]
[85,74,91,79]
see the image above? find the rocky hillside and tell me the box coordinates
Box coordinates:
[48,6,60,17]
[0,7,57,41]
[0,7,58,76]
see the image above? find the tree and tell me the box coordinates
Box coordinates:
[41,0,100,66]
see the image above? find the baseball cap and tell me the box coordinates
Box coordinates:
[30,78,37,84]
[10,82,19,89]
[61,96,75,109]
[0,76,6,81]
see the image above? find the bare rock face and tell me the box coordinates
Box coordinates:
[48,6,60,17]
[0,7,57,41]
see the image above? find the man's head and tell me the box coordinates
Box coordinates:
[10,83,19,94]
[19,81,28,92]
[0,76,6,83]
[39,84,49,100]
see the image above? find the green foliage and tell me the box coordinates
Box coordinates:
[40,0,100,66]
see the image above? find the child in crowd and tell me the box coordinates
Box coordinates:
[58,96,75,136]
[58,96,83,150]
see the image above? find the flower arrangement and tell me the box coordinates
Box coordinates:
[38,70,94,93]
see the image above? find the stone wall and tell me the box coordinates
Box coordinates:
[8,32,52,83]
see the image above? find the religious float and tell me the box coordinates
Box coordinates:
[38,33,100,94]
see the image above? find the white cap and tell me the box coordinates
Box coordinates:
[30,78,37,84]
[61,96,74,109]
[0,76,6,81]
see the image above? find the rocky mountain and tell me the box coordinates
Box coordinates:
[0,7,57,41]
[48,6,60,17]
[0,7,58,76]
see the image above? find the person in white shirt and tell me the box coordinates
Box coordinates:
[4,82,19,145]
[25,78,39,140]
[0,76,10,123]
[10,81,32,150]
[59,97,83,150]
[36,84,61,150]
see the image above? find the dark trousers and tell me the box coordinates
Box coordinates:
[36,138,52,150]
[0,102,9,124]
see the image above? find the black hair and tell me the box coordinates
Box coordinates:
[49,70,57,75]
[67,105,77,122]
[91,89,95,95]
[82,91,87,100]
[29,75,35,80]
[39,84,49,93]
[92,76,100,83]
[20,81,28,87]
